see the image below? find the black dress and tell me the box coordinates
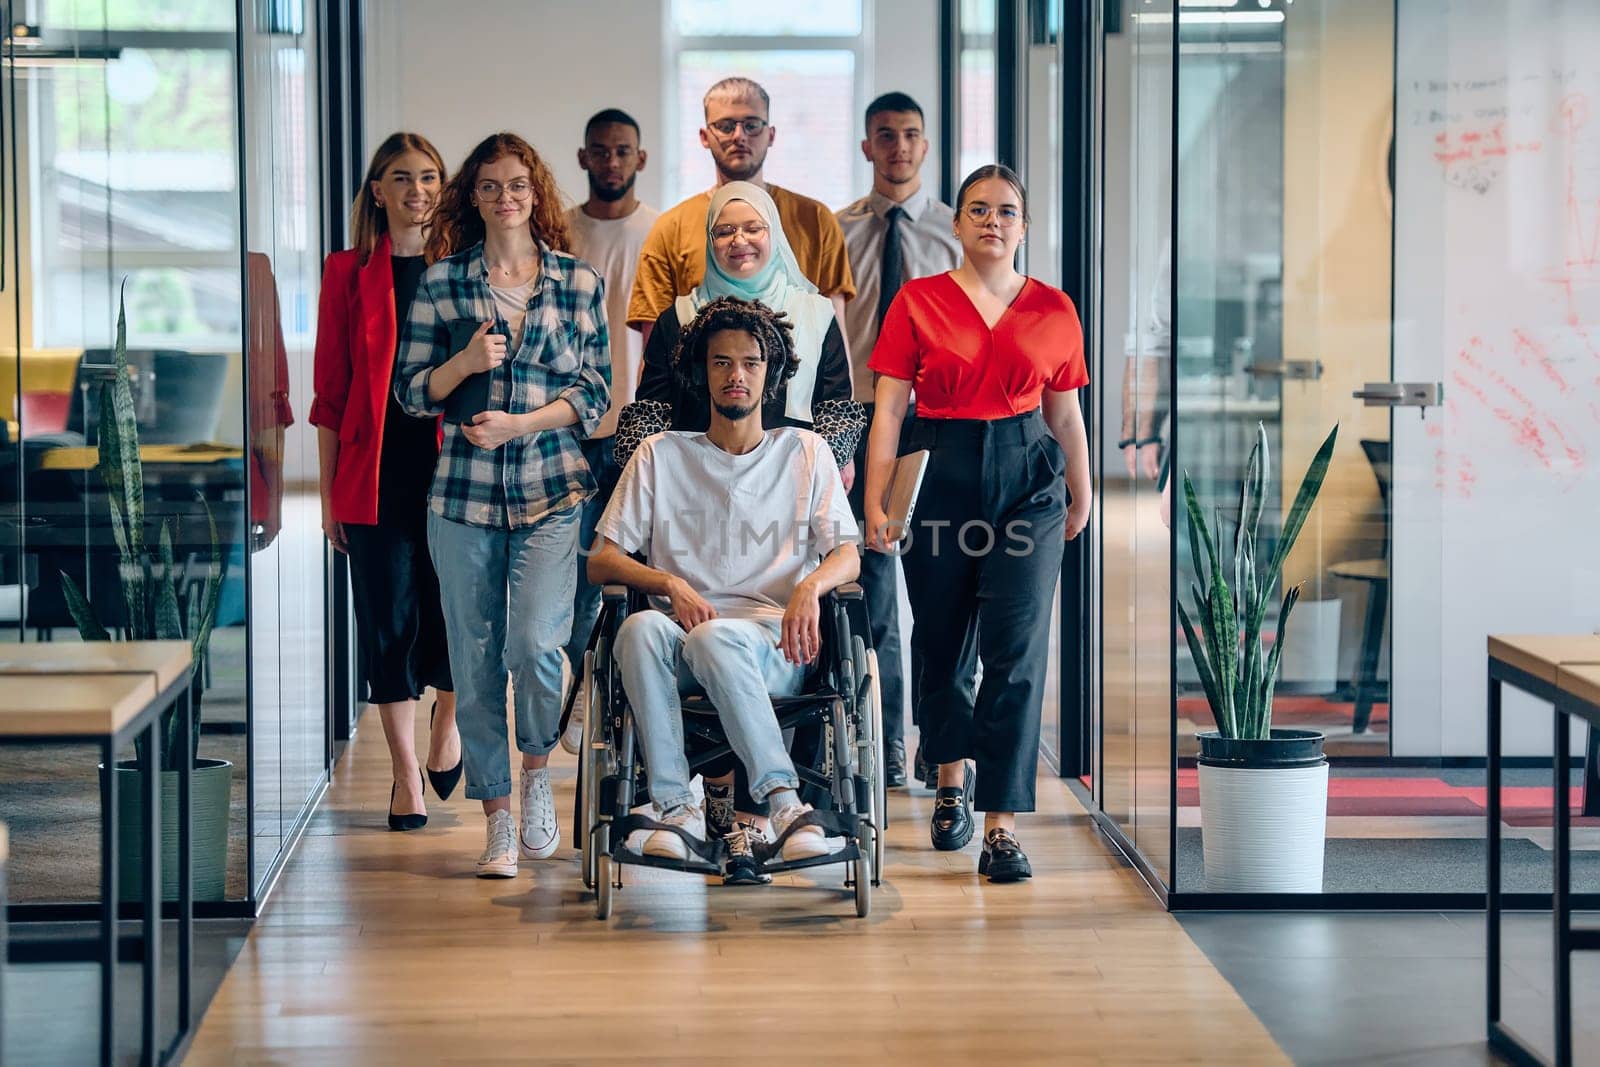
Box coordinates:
[342,253,454,703]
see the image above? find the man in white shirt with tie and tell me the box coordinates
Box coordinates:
[835,92,961,789]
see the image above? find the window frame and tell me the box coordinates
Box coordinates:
[664,1,874,208]
[27,27,241,349]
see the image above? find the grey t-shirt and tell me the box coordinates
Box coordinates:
[597,427,859,622]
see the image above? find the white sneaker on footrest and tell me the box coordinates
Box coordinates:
[641,803,705,862]
[769,803,844,861]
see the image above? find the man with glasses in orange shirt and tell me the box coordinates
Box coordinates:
[626,77,855,347]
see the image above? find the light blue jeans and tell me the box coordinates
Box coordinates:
[614,611,806,811]
[427,508,578,801]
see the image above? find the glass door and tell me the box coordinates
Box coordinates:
[1169,0,1600,900]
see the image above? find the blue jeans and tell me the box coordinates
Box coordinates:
[614,611,806,811]
[427,508,579,801]
[566,435,620,678]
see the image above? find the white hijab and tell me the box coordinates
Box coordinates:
[678,181,834,422]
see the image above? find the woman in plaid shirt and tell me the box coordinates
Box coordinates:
[395,132,611,878]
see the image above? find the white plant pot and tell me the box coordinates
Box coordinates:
[1198,730,1329,893]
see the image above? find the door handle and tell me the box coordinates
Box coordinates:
[1353,382,1444,411]
[1246,359,1323,381]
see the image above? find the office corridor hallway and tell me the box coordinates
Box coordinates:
[186,707,1285,1064]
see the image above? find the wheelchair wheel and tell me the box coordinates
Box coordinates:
[864,648,886,881]
[579,650,602,891]
[594,827,614,920]
[853,832,872,918]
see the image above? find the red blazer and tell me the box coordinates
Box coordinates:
[310,234,441,525]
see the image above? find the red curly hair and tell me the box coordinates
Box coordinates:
[426,132,570,263]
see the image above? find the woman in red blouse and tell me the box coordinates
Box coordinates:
[863,164,1091,883]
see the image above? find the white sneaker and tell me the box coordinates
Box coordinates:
[559,676,586,756]
[518,767,560,859]
[641,803,705,862]
[476,810,518,878]
[769,803,844,861]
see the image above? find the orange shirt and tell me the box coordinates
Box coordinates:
[625,183,856,326]
[868,273,1088,420]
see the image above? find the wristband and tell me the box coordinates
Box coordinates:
[1134,436,1163,448]
[1117,437,1137,449]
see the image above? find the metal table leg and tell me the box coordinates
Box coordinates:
[178,684,192,1039]
[1487,671,1502,1030]
[1554,712,1572,1067]
[139,720,161,1066]
[101,737,119,1066]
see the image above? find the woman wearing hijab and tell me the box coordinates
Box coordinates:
[637,181,851,436]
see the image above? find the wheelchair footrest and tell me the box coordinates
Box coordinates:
[607,846,725,878]
[756,841,861,877]
[610,812,726,867]
[754,808,865,867]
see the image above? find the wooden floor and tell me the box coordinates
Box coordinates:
[189,708,1287,1065]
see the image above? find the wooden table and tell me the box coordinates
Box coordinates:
[1486,634,1600,1067]
[0,640,195,1066]
[35,443,243,471]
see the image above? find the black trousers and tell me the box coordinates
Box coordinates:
[901,410,1065,813]
[345,509,453,704]
[848,402,908,750]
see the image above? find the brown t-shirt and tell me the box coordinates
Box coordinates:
[625,183,856,326]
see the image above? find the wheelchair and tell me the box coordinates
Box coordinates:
[575,583,885,919]
[567,399,884,920]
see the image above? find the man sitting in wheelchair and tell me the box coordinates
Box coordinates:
[588,296,860,880]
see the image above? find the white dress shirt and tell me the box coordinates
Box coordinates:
[836,186,962,401]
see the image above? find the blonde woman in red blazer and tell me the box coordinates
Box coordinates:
[312,133,460,831]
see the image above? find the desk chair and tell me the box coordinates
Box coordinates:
[1329,439,1390,734]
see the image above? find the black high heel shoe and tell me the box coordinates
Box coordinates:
[424,702,463,801]
[388,770,427,832]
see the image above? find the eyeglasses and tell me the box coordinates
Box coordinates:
[707,117,769,138]
[474,179,533,202]
[962,203,1023,225]
[711,221,770,242]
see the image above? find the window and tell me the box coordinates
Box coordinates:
[668,1,869,210]
[30,1,240,349]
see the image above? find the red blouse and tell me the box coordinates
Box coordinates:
[867,272,1089,420]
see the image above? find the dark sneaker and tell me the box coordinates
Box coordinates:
[884,740,907,788]
[978,828,1033,882]
[721,820,772,886]
[705,780,736,839]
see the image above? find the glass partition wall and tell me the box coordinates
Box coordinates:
[0,0,330,918]
[1091,0,1600,907]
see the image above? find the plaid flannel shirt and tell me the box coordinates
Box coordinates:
[395,242,612,528]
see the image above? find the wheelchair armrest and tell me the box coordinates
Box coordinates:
[601,584,630,603]
[825,583,864,603]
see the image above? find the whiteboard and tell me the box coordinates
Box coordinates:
[1393,0,1600,756]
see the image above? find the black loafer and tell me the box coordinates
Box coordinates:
[978,828,1032,882]
[884,740,907,788]
[930,783,973,851]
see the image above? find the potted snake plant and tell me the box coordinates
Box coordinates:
[60,289,232,901]
[1179,422,1338,892]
